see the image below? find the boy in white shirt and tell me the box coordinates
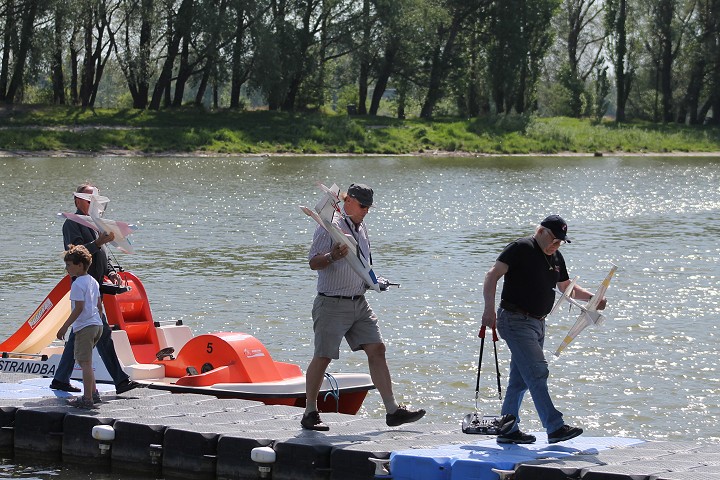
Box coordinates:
[57,245,104,408]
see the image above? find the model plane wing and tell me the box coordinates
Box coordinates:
[553,264,618,356]
[586,264,617,311]
[59,195,139,254]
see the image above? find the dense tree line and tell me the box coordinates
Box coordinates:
[1,0,718,123]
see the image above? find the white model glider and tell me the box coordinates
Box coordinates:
[59,192,138,254]
[300,183,381,292]
[552,264,618,356]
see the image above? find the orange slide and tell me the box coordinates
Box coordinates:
[0,276,72,355]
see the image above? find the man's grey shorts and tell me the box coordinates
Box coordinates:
[311,295,383,359]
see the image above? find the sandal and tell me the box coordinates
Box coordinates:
[68,396,96,409]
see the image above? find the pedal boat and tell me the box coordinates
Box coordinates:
[0,272,374,414]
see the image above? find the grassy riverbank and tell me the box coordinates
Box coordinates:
[1,106,720,156]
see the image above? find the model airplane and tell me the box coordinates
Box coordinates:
[300,183,381,292]
[552,264,618,356]
[59,192,138,254]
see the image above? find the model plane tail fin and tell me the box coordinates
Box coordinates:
[315,183,341,223]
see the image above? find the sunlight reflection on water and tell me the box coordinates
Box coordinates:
[1,154,719,463]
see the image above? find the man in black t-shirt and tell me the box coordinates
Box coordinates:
[481,215,607,445]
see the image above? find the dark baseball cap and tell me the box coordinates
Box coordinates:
[541,215,571,243]
[346,183,374,207]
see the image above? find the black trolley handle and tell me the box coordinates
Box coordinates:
[474,326,502,405]
[492,326,502,400]
[474,326,487,402]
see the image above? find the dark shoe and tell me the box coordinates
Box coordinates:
[548,425,583,444]
[301,411,329,431]
[386,405,426,427]
[115,379,141,394]
[497,430,537,444]
[50,380,81,393]
[92,390,102,403]
[496,414,517,435]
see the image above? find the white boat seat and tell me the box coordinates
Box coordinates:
[111,329,165,380]
[156,325,193,352]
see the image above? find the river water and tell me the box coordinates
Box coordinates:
[0,154,719,478]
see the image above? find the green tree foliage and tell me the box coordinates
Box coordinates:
[110,0,158,109]
[487,0,561,115]
[1,0,719,124]
[552,0,605,118]
[605,0,633,122]
[593,64,609,121]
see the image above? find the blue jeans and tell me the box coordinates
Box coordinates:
[54,317,129,386]
[497,308,564,434]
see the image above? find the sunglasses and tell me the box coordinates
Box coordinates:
[350,197,371,209]
[546,229,566,246]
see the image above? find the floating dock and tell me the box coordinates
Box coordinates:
[0,373,718,480]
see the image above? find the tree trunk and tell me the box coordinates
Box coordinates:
[282,75,302,111]
[396,78,407,119]
[514,59,527,114]
[420,41,443,119]
[90,51,109,108]
[566,0,582,116]
[229,3,247,109]
[281,0,317,111]
[0,0,16,101]
[4,0,39,104]
[194,63,210,107]
[88,8,115,108]
[172,36,192,107]
[150,0,194,110]
[51,5,66,105]
[369,39,399,116]
[680,58,705,124]
[697,98,710,123]
[659,0,674,123]
[69,30,80,105]
[78,4,95,107]
[420,14,463,119]
[130,0,154,109]
[467,29,481,117]
[357,0,371,115]
[614,0,628,123]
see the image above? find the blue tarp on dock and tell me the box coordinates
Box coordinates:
[389,435,644,480]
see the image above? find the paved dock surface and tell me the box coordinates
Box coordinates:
[0,373,718,480]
